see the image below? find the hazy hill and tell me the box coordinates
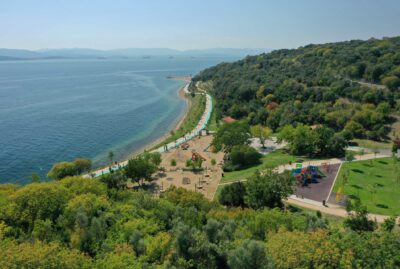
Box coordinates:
[0,47,270,60]
[0,48,41,59]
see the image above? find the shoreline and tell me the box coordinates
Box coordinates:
[122,83,192,160]
[89,81,212,177]
[92,78,193,175]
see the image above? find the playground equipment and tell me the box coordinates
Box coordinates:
[182,177,191,185]
[181,143,189,150]
[191,150,207,162]
[292,165,326,187]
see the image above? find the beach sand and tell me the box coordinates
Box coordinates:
[151,134,224,200]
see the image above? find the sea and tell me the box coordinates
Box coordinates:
[0,56,235,184]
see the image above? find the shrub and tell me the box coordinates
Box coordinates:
[219,182,246,207]
[223,145,262,171]
[170,159,177,166]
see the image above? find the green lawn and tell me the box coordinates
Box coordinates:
[351,139,392,150]
[220,150,317,184]
[206,102,219,132]
[333,157,400,215]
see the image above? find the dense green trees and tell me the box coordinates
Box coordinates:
[219,170,295,210]
[125,152,161,185]
[278,124,347,157]
[212,121,263,172]
[224,145,262,171]
[245,170,295,209]
[48,158,92,180]
[0,177,399,268]
[1,183,69,232]
[219,181,246,207]
[100,171,127,190]
[212,121,250,152]
[194,37,400,141]
[0,240,92,269]
[228,239,273,269]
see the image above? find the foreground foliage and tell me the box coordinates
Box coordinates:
[0,177,399,268]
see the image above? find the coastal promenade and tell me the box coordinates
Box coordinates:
[90,84,212,177]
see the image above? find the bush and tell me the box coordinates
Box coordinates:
[219,182,246,207]
[245,170,295,209]
[211,159,216,166]
[223,145,262,171]
[170,159,177,166]
[47,159,92,180]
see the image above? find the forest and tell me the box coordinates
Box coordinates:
[0,176,399,268]
[193,36,400,141]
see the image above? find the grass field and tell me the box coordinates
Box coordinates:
[333,157,400,215]
[220,150,317,184]
[351,139,392,150]
[206,95,219,132]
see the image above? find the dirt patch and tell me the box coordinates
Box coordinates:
[153,134,224,199]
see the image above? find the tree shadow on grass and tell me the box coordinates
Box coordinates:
[348,194,359,199]
[375,175,383,178]
[350,184,363,190]
[362,163,373,168]
[374,183,384,187]
[351,168,364,173]
[376,204,389,209]
[378,160,388,165]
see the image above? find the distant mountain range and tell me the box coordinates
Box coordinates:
[0,48,270,61]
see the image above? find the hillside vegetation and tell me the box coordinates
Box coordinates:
[194,37,400,141]
[0,178,399,268]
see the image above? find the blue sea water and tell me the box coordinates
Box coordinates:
[0,57,234,183]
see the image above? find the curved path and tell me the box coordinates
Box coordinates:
[156,90,212,153]
[90,84,213,177]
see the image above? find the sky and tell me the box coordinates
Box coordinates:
[1,0,400,50]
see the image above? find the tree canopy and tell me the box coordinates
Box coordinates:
[0,177,399,268]
[245,170,295,209]
[194,37,400,141]
[48,159,92,180]
[212,121,251,152]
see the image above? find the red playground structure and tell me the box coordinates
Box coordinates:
[292,166,326,186]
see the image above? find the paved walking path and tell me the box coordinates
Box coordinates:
[287,196,397,224]
[89,85,213,177]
